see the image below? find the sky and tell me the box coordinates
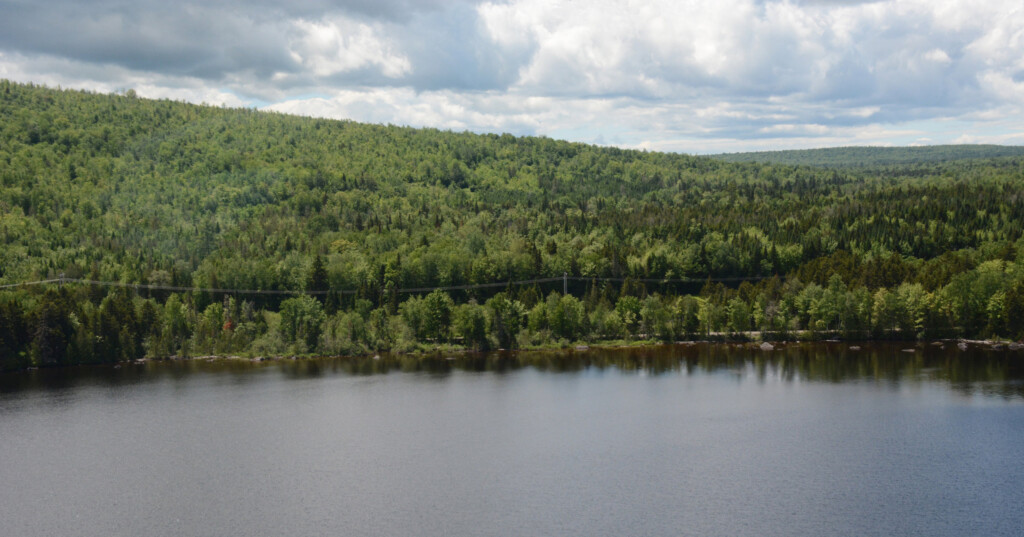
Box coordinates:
[1,0,1022,153]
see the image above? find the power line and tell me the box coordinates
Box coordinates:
[66,278,338,295]
[568,276,766,284]
[0,273,771,296]
[396,277,563,294]
[0,278,63,290]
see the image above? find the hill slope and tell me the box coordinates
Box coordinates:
[2,80,1024,368]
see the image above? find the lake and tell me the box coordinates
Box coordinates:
[1,342,1023,536]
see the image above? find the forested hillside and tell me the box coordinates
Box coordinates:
[714,145,1024,167]
[3,81,1024,370]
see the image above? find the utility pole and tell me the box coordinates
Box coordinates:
[563,272,567,296]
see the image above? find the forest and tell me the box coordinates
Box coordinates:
[714,145,1024,167]
[2,80,1024,370]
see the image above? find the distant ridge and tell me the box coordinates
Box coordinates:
[712,145,1024,167]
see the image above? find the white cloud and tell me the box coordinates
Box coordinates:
[760,124,831,135]
[952,131,1024,145]
[133,85,249,107]
[289,17,411,78]
[267,0,1024,151]
[476,0,1024,111]
[978,72,1024,104]
[0,51,249,107]
[262,86,1022,153]
[924,49,952,64]
[266,88,562,133]
[476,0,837,96]
[3,0,1024,152]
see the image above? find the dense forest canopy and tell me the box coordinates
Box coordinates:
[2,80,1024,370]
[713,145,1024,168]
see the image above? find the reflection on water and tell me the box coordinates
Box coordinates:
[3,342,1023,399]
[2,341,1022,537]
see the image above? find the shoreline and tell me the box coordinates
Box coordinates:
[8,336,1023,374]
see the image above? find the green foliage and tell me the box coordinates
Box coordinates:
[485,293,525,349]
[423,290,454,343]
[715,145,1024,167]
[615,295,642,337]
[2,81,1024,368]
[158,294,191,356]
[547,293,586,342]
[279,295,326,352]
[308,255,328,293]
[1003,278,1024,339]
[640,295,674,341]
[30,289,76,366]
[0,297,30,370]
[453,302,490,350]
[727,297,752,334]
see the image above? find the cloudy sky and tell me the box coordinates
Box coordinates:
[1,0,1022,153]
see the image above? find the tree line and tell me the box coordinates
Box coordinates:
[714,145,1024,168]
[3,251,1023,370]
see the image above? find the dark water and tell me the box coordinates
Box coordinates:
[2,342,1023,537]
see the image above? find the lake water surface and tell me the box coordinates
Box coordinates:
[2,342,1023,536]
